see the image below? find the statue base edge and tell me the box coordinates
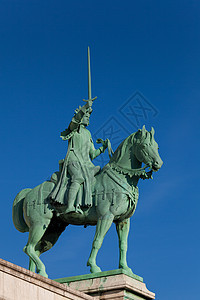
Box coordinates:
[54,269,155,300]
[55,268,143,283]
[0,258,93,300]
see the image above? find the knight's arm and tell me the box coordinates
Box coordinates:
[69,101,92,131]
[89,139,107,160]
[61,100,93,140]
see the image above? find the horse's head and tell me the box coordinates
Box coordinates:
[133,125,163,172]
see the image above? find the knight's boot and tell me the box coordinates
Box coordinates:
[65,188,77,213]
[65,183,83,214]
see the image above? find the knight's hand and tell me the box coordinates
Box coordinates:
[85,99,93,109]
[96,138,108,149]
[83,97,97,108]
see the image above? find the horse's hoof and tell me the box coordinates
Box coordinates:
[120,266,134,275]
[90,265,102,273]
[37,270,48,278]
[38,270,48,278]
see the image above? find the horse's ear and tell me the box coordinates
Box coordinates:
[141,125,146,138]
[150,127,155,137]
[149,127,155,143]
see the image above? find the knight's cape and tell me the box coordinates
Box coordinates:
[50,126,97,207]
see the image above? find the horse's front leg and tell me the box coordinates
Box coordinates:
[116,218,133,275]
[87,213,114,273]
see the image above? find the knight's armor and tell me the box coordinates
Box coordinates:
[50,100,108,214]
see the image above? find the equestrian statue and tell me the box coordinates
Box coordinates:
[12,48,163,278]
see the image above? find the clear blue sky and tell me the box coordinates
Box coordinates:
[0,1,199,299]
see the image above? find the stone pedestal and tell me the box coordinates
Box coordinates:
[0,258,93,300]
[55,269,155,300]
[0,258,155,300]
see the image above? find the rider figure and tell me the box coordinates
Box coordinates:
[50,98,108,214]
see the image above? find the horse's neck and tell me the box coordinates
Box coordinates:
[111,141,142,187]
[115,141,141,170]
[117,153,141,169]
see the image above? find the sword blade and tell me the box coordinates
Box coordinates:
[88,46,92,100]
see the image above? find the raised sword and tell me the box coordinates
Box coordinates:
[83,46,97,102]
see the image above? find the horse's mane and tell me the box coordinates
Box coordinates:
[109,127,155,165]
[109,132,136,164]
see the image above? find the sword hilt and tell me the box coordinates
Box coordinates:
[82,96,97,102]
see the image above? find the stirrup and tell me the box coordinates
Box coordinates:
[75,207,83,215]
[65,206,76,214]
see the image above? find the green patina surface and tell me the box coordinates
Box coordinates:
[12,48,163,279]
[54,269,143,283]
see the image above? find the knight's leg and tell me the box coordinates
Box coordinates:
[65,183,79,212]
[87,213,114,273]
[23,221,50,278]
[116,218,133,274]
[65,163,84,213]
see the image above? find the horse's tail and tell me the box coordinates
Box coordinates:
[12,188,32,233]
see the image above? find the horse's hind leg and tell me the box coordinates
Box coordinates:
[116,218,133,274]
[29,251,40,272]
[28,220,67,273]
[23,221,50,278]
[87,213,114,273]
